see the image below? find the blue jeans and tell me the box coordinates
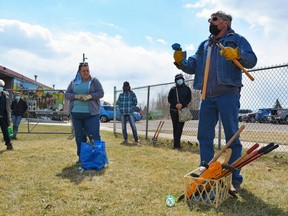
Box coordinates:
[12,115,23,136]
[121,114,138,141]
[71,112,100,158]
[197,93,243,185]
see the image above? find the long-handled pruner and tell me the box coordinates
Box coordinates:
[216,43,254,81]
[221,142,278,178]
[151,120,165,144]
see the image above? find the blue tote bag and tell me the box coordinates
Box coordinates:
[80,140,109,170]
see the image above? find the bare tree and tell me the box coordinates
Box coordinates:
[155,90,170,118]
[184,74,201,110]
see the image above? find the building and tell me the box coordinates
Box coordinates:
[0,65,50,90]
[0,65,67,120]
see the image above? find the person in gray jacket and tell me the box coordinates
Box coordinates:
[65,62,104,163]
[173,11,257,193]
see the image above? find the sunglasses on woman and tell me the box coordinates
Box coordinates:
[79,62,89,67]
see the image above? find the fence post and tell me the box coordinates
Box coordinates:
[27,90,31,133]
[113,86,117,135]
[145,86,150,140]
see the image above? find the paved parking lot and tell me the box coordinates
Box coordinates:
[100,119,288,152]
[101,119,288,133]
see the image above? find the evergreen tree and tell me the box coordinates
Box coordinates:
[273,99,282,108]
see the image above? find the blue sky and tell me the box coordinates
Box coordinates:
[0,0,287,103]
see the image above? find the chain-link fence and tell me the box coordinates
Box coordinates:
[7,89,72,134]
[112,63,288,157]
[9,63,287,157]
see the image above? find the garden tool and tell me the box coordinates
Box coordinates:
[151,120,165,144]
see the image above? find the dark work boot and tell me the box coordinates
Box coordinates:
[6,143,14,150]
[173,145,181,150]
[11,135,17,140]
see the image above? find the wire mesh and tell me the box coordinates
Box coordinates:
[113,63,288,157]
[6,64,287,157]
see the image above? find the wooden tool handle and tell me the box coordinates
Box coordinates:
[152,121,162,139]
[232,59,254,81]
[220,143,259,177]
[217,43,254,81]
[202,58,210,100]
[209,125,245,165]
[201,46,212,100]
[222,149,232,165]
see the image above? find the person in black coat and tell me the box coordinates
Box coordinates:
[168,74,192,149]
[11,92,28,139]
[0,79,13,150]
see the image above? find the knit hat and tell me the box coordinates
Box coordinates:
[174,74,184,81]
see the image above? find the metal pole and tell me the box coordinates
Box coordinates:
[27,91,30,133]
[113,86,117,135]
[145,86,150,140]
[83,53,87,62]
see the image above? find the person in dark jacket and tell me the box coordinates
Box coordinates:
[168,74,192,149]
[0,79,13,150]
[11,92,28,139]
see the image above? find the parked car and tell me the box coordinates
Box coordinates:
[238,109,253,122]
[242,111,256,123]
[255,108,271,123]
[99,105,142,123]
[268,108,288,124]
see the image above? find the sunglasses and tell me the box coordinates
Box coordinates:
[79,62,89,67]
[208,17,221,22]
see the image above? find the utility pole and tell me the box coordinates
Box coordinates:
[83,53,88,62]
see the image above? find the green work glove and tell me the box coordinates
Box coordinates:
[173,50,185,65]
[220,47,240,61]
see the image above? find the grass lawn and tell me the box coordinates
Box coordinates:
[0,131,287,216]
